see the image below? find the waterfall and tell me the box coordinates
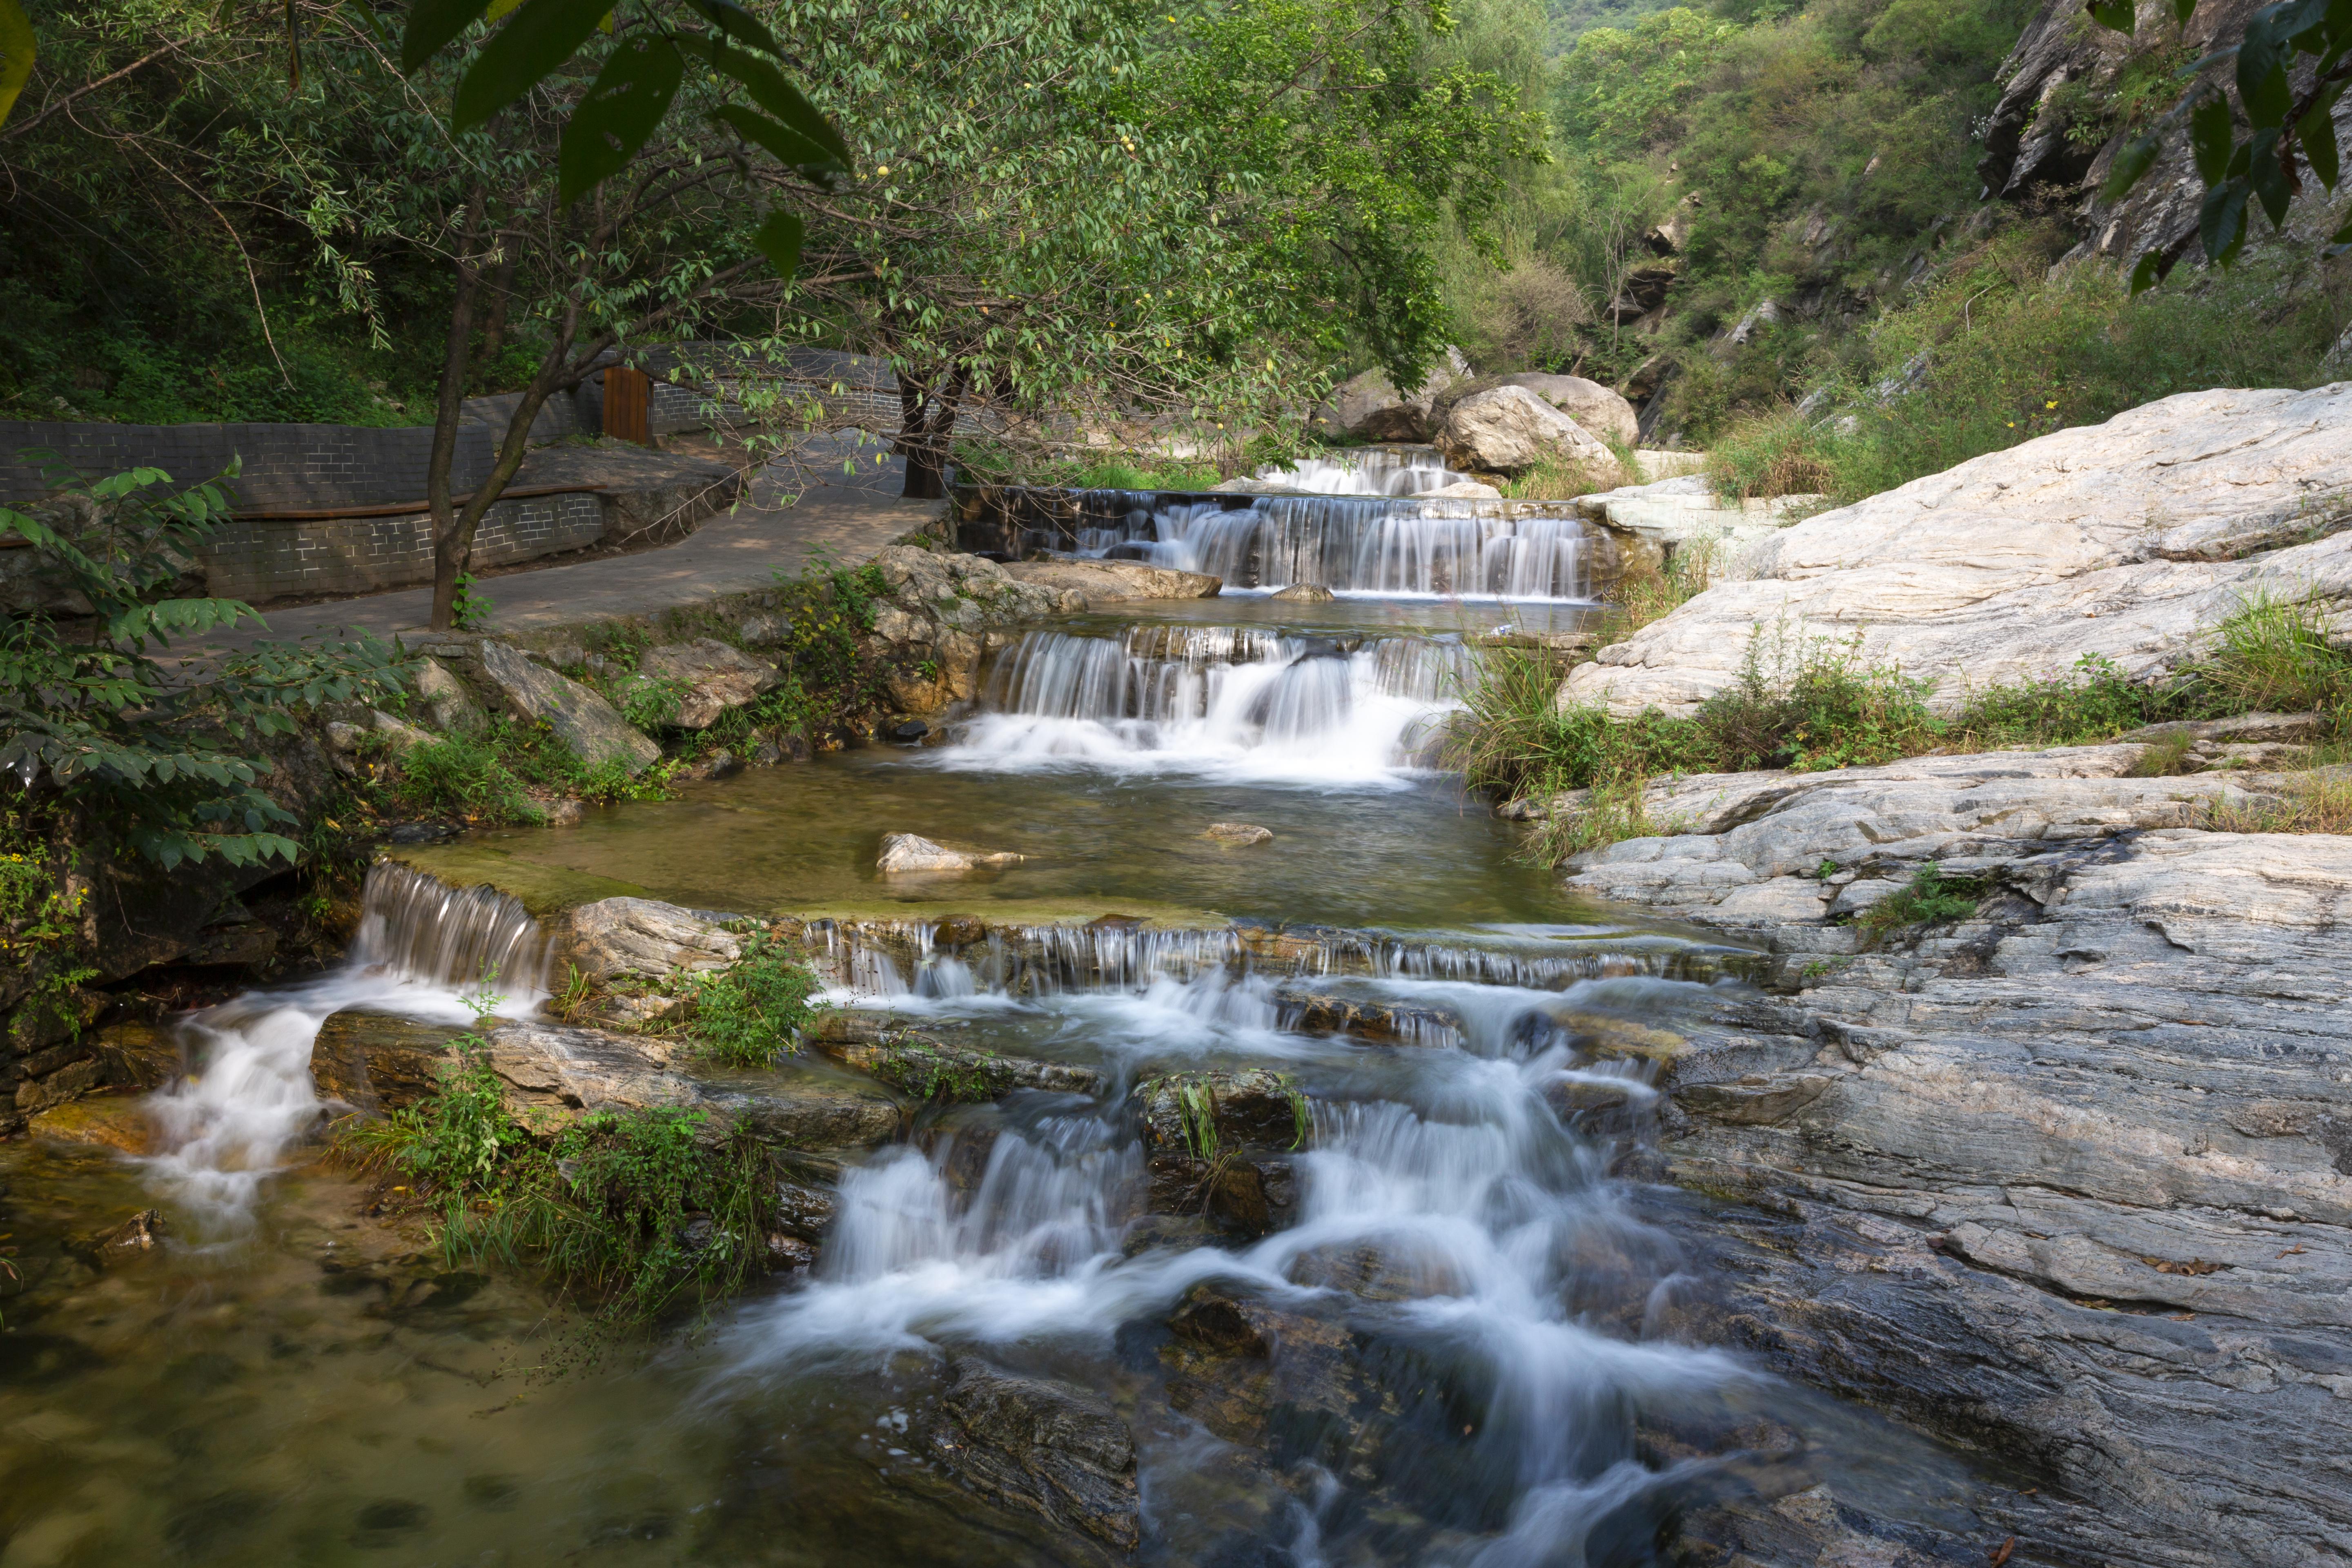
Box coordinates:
[727,936,1749,1550]
[140,862,547,1229]
[948,623,1473,780]
[1076,493,1591,599]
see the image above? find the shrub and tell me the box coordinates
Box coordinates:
[386,719,676,825]
[1693,627,1940,771]
[686,927,824,1068]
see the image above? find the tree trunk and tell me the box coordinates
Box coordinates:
[895,366,969,501]
[472,245,518,388]
[426,197,486,634]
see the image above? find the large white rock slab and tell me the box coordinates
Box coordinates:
[1563,385,2352,714]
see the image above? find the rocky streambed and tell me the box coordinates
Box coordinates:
[7,386,2352,1567]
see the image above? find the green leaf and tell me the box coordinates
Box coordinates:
[2086,0,2136,33]
[677,37,850,167]
[2198,176,2250,263]
[709,102,837,172]
[0,0,37,127]
[2247,127,2294,225]
[679,0,784,59]
[560,33,683,203]
[751,210,804,281]
[2128,249,2168,294]
[2238,18,2294,126]
[401,0,493,71]
[2190,95,2236,185]
[2104,131,2163,200]
[453,0,613,131]
[2303,82,2344,190]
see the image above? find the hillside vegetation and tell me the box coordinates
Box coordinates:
[1441,0,2352,499]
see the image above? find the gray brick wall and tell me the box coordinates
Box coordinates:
[200,493,607,600]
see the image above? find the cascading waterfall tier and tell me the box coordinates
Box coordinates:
[141,862,546,1229]
[951,621,1473,776]
[1072,490,1592,599]
[733,913,1760,1559]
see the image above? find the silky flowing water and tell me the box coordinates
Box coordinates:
[0,560,1988,1564]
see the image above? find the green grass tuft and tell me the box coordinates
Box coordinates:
[684,927,823,1069]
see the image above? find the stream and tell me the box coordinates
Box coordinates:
[0,527,1986,1564]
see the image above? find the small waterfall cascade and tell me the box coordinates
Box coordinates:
[1062,447,1593,600]
[948,621,1473,777]
[142,862,546,1227]
[1251,447,1479,497]
[732,920,1751,1557]
[1079,495,1589,599]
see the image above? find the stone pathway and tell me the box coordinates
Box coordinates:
[174,433,934,662]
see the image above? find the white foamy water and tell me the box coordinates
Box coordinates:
[728,936,1755,1557]
[940,623,1470,782]
[140,862,546,1230]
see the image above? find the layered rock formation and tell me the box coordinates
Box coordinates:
[1563,385,2352,715]
[1544,748,2352,1567]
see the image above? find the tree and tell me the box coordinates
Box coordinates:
[392,0,851,630]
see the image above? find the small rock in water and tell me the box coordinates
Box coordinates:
[1423,479,1503,499]
[877,833,1025,875]
[888,718,930,744]
[1204,822,1274,846]
[1268,583,1337,602]
[539,798,584,827]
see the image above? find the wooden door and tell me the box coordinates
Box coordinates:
[603,366,651,445]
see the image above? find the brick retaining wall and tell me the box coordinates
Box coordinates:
[201,493,607,600]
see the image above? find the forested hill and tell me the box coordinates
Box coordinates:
[1477,0,2350,499]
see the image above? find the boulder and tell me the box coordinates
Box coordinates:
[636,639,780,729]
[1437,385,1610,475]
[474,639,661,773]
[876,834,1025,875]
[1422,480,1503,499]
[811,1031,1102,1098]
[998,557,1221,604]
[414,657,486,733]
[1563,385,2352,716]
[557,896,740,983]
[1314,346,1473,440]
[925,1359,1140,1551]
[27,1095,156,1154]
[1500,374,1639,447]
[1267,583,1337,602]
[1434,373,1639,448]
[369,710,435,752]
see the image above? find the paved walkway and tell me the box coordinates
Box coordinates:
[176,434,935,661]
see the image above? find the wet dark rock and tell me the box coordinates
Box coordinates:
[813,1029,1100,1101]
[887,718,929,744]
[926,1358,1140,1552]
[1133,1069,1306,1158]
[772,1178,838,1241]
[312,1010,457,1113]
[1273,988,1459,1046]
[350,1498,431,1548]
[383,822,459,845]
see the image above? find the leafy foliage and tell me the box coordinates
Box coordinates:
[0,461,408,869]
[2092,0,2352,280]
[685,926,822,1068]
[385,718,677,824]
[342,1037,787,1325]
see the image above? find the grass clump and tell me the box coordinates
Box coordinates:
[2212,752,2352,835]
[1851,863,1989,947]
[1499,446,1639,502]
[685,927,823,1068]
[1457,588,2352,863]
[386,719,676,826]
